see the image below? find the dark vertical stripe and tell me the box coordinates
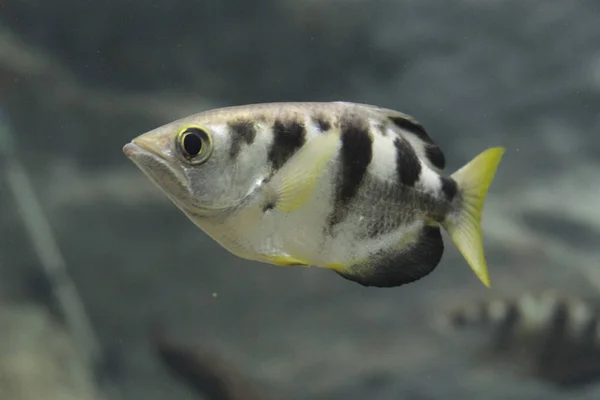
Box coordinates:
[440,177,458,202]
[491,302,520,351]
[338,117,373,204]
[537,299,570,365]
[478,302,492,325]
[267,119,306,171]
[393,137,421,187]
[327,115,373,229]
[228,120,256,158]
[548,299,570,334]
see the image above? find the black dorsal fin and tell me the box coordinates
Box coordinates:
[339,102,446,172]
[386,112,446,172]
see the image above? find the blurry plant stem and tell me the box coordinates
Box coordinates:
[152,324,266,400]
[0,110,112,398]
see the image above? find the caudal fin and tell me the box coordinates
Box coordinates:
[442,147,505,288]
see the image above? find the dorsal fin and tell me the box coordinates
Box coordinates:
[335,102,446,172]
[354,103,445,172]
[385,112,445,172]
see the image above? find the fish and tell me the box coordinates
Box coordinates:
[440,291,600,346]
[122,101,504,288]
[438,292,600,388]
[445,291,600,336]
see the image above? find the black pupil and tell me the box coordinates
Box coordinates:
[183,130,203,157]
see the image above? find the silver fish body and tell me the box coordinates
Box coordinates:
[123,102,504,288]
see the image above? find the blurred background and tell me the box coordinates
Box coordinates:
[1,0,600,399]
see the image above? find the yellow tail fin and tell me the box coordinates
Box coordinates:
[442,147,505,288]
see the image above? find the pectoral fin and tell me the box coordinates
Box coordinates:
[264,132,339,212]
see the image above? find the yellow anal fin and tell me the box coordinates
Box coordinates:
[265,131,340,212]
[442,147,505,288]
[263,254,311,267]
[325,263,346,272]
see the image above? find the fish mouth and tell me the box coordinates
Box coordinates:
[122,140,235,217]
[122,139,174,178]
[123,139,163,161]
[122,142,142,159]
[122,139,190,201]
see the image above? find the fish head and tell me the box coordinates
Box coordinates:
[123,114,259,217]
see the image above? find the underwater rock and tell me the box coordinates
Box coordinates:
[0,302,101,400]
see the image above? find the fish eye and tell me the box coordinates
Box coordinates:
[177,126,213,164]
